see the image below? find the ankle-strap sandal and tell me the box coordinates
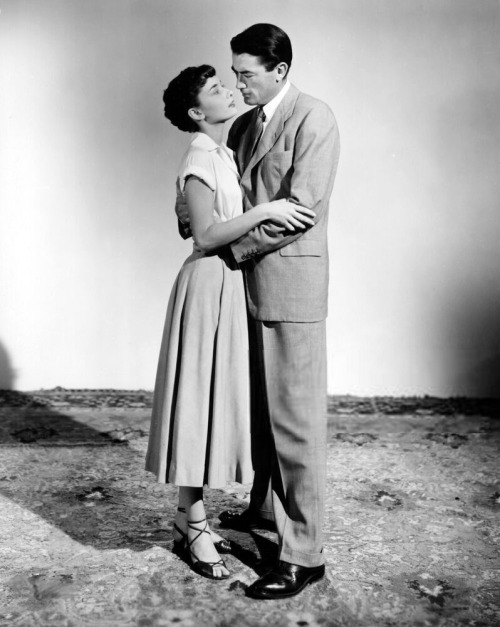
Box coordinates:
[186,518,230,580]
[173,507,231,554]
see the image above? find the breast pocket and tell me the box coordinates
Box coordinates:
[279,239,323,257]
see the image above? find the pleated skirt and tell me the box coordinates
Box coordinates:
[145,249,253,488]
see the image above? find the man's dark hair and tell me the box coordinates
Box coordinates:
[162,65,215,133]
[230,23,292,73]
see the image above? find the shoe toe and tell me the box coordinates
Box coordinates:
[218,509,250,530]
[246,562,325,599]
[213,538,232,553]
[192,560,230,580]
[219,509,242,524]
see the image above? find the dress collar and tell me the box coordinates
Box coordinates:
[190,131,220,152]
[190,132,239,177]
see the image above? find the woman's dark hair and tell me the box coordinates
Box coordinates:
[162,65,216,133]
[230,23,292,73]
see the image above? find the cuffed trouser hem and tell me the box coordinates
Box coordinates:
[279,546,325,569]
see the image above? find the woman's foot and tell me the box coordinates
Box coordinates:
[174,507,231,553]
[186,518,230,580]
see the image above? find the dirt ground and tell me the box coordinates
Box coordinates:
[1,391,499,626]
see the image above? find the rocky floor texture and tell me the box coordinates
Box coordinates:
[0,389,499,627]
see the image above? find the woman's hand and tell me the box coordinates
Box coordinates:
[263,199,316,231]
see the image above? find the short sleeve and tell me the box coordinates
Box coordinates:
[178,148,216,193]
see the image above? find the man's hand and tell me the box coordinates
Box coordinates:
[175,180,190,226]
[262,223,287,236]
[175,180,192,240]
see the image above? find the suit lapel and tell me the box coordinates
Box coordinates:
[242,84,300,176]
[240,107,262,171]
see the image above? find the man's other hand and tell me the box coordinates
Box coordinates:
[175,180,190,226]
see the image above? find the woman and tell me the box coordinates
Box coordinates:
[145,65,315,580]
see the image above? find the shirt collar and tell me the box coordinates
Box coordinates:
[262,81,291,125]
[190,132,238,176]
[190,131,220,152]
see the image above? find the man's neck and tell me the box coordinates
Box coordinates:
[270,83,286,103]
[261,81,290,124]
[261,80,287,107]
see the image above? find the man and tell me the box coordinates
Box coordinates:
[219,23,340,600]
[178,23,340,599]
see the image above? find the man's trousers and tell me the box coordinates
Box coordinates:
[248,318,327,568]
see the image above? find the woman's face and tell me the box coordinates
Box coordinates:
[194,75,236,125]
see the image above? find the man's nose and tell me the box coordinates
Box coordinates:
[235,74,245,90]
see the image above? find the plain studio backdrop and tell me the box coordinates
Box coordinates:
[0,0,499,397]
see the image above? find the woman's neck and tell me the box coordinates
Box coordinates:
[197,121,224,145]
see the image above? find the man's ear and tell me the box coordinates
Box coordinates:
[276,62,289,81]
[188,107,205,122]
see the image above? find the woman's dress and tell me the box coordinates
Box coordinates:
[145,132,253,488]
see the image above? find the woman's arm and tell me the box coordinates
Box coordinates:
[185,177,315,254]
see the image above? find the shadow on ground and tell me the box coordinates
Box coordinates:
[0,395,258,560]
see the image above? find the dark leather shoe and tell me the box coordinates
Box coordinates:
[246,560,325,599]
[218,508,275,532]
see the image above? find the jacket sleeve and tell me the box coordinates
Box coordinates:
[231,102,339,263]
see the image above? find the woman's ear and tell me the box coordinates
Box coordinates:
[188,107,205,123]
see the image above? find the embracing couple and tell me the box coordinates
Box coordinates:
[145,23,340,600]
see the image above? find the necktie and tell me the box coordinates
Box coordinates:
[246,107,266,167]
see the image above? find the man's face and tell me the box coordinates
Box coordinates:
[231,53,282,106]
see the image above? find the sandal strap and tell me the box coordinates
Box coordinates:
[187,517,206,525]
[201,558,225,568]
[197,558,226,569]
[177,506,186,513]
[186,518,210,550]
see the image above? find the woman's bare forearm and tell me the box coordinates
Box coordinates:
[185,178,314,254]
[193,206,268,253]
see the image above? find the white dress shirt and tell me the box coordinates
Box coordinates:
[261,80,291,132]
